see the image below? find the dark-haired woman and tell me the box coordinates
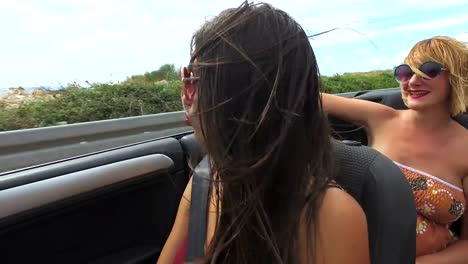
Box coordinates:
[157,2,369,263]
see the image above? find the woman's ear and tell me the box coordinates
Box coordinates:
[181,82,198,127]
[182,82,197,105]
[180,66,198,105]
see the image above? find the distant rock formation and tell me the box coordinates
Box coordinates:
[0,88,56,109]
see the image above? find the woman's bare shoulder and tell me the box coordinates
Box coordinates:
[313,187,370,264]
[318,187,365,224]
[462,131,468,170]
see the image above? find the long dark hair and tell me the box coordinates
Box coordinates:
[189,2,334,263]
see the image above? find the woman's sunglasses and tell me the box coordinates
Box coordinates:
[394,61,446,84]
[180,66,200,84]
[180,66,199,104]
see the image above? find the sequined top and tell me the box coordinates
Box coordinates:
[395,162,466,257]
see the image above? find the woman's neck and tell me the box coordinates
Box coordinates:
[404,105,452,130]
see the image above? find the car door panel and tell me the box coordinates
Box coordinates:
[0,154,172,220]
[0,137,185,190]
[0,138,190,264]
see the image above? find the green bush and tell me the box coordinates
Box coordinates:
[0,66,399,131]
[125,64,180,83]
[322,70,398,94]
[0,79,182,131]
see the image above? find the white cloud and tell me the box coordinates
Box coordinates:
[403,0,467,9]
[387,15,468,33]
[455,33,468,42]
[310,28,381,49]
[0,0,467,87]
[395,50,410,63]
[308,14,468,49]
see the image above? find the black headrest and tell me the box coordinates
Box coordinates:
[380,89,408,110]
[179,134,205,170]
[332,140,416,264]
[454,114,468,129]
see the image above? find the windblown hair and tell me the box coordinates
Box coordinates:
[188,2,334,263]
[404,36,468,116]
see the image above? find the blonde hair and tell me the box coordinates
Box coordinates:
[403,36,468,116]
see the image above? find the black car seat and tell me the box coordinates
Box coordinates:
[332,140,416,264]
[178,134,416,264]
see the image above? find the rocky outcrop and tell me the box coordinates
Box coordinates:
[0,88,56,109]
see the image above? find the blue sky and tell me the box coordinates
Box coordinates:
[1,0,467,89]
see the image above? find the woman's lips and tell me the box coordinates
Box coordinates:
[408,90,429,99]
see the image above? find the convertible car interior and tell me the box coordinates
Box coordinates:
[0,88,465,263]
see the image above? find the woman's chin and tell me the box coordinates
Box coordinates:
[406,99,448,113]
[407,102,426,111]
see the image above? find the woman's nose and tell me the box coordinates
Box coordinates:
[408,73,422,86]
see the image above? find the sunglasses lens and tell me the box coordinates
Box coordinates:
[394,65,413,83]
[420,61,442,79]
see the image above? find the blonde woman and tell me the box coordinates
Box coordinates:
[322,36,468,263]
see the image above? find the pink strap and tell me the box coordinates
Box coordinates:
[173,235,188,264]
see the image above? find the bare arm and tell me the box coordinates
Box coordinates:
[321,93,397,129]
[301,187,370,264]
[156,177,192,264]
[416,176,468,264]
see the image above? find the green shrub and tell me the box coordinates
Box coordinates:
[0,66,399,131]
[0,80,182,131]
[322,70,398,93]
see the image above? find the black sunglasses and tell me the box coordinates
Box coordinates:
[394,61,447,84]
